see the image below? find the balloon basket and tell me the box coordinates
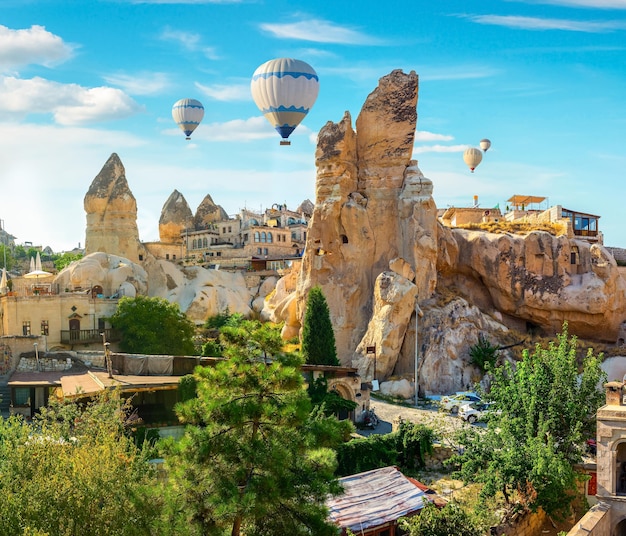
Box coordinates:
[280,140,291,146]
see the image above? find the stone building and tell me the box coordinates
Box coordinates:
[567,381,626,535]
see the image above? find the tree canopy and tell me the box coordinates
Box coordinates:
[301,285,339,366]
[452,323,605,519]
[0,391,160,536]
[110,295,196,355]
[162,328,350,536]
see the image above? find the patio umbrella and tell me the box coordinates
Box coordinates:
[0,267,7,294]
[25,252,52,285]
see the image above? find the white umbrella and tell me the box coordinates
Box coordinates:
[25,252,52,289]
[0,267,7,294]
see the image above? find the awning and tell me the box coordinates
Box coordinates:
[507,195,546,206]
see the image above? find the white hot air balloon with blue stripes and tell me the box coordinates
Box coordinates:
[172,98,205,140]
[251,58,319,145]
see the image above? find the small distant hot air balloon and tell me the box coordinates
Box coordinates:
[480,138,491,152]
[463,147,483,173]
[250,58,319,145]
[172,98,205,140]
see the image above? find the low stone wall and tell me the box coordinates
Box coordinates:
[491,508,549,536]
[17,356,73,373]
[565,503,610,536]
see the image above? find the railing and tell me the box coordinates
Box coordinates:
[60,328,121,345]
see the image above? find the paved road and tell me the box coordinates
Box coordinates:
[357,395,473,443]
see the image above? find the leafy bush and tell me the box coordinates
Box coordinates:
[469,334,499,373]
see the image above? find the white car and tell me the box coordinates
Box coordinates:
[458,401,497,424]
[439,392,482,414]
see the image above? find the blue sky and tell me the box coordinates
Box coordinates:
[1,0,626,251]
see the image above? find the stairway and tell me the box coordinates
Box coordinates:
[0,378,10,418]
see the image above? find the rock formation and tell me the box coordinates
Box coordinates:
[294,70,438,379]
[194,194,228,228]
[437,228,626,341]
[84,153,142,263]
[271,68,626,395]
[159,190,194,244]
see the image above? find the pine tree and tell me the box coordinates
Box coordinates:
[301,286,340,366]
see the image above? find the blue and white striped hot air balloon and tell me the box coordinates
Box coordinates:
[250,58,319,145]
[172,98,205,140]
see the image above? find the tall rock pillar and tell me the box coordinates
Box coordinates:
[84,153,142,263]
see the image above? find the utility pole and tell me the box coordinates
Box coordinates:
[414,298,424,407]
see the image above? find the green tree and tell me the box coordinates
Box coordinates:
[399,502,483,536]
[161,343,345,535]
[451,323,605,519]
[469,333,499,373]
[53,252,83,272]
[0,391,160,536]
[301,285,339,366]
[110,295,196,355]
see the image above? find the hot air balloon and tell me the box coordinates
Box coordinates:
[172,98,205,140]
[463,147,483,173]
[480,138,491,152]
[250,58,319,145]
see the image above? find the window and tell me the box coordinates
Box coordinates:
[267,232,273,243]
[264,248,268,255]
[216,252,221,257]
[261,232,267,243]
[139,254,144,261]
[257,248,262,255]
[244,233,248,242]
[166,254,170,260]
[222,227,226,234]
[98,318,105,330]
[228,226,232,233]
[203,237,208,248]
[14,387,30,406]
[172,255,176,260]
[254,231,260,243]
[40,320,49,336]
[192,239,197,249]
[22,321,31,336]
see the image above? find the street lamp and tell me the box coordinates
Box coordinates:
[101,332,113,378]
[414,299,424,408]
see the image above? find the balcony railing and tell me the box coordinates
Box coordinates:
[60,328,121,345]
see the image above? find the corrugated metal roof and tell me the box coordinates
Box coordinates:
[327,466,429,532]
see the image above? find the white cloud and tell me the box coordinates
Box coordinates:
[195,82,250,101]
[467,14,626,32]
[260,18,383,45]
[520,0,626,8]
[160,28,220,60]
[0,76,142,125]
[164,115,317,143]
[421,65,501,81]
[414,144,468,154]
[415,131,454,142]
[104,72,171,95]
[0,25,74,71]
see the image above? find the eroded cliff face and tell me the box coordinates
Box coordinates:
[295,70,439,378]
[437,227,626,341]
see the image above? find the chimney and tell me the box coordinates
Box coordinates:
[473,195,478,208]
[605,381,624,406]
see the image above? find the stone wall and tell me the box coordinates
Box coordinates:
[565,503,611,536]
[17,356,73,373]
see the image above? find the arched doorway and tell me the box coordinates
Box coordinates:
[614,518,626,536]
[69,318,80,341]
[330,382,355,421]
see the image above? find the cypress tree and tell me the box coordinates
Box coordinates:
[301,285,340,366]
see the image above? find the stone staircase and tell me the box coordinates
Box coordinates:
[0,376,10,418]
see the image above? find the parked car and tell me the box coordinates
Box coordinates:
[458,401,498,424]
[439,392,482,414]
